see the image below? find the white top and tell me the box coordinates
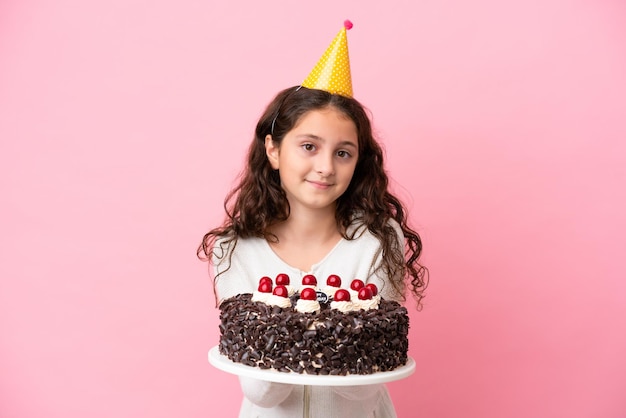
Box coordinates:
[214,220,404,304]
[213,220,404,418]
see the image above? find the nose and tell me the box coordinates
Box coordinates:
[315,152,335,177]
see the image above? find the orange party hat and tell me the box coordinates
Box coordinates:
[301,20,353,97]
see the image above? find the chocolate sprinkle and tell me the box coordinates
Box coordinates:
[218,294,410,375]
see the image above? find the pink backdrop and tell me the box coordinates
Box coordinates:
[1,0,625,417]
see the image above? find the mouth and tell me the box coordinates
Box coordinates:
[307,180,334,189]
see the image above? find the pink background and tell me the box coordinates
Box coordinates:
[1,0,625,417]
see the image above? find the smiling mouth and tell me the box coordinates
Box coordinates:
[307,180,334,188]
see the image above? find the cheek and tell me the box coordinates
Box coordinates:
[344,161,358,178]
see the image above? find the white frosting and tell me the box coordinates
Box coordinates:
[295,299,321,314]
[348,288,380,306]
[330,300,357,313]
[266,294,292,308]
[284,285,297,297]
[353,297,379,311]
[301,285,318,292]
[251,292,272,304]
[322,286,340,298]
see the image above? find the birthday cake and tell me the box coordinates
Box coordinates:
[218,274,409,375]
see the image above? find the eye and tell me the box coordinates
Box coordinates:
[336,150,352,159]
[302,143,316,152]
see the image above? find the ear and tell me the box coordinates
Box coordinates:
[265,134,280,170]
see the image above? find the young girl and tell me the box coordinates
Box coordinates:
[198,85,427,417]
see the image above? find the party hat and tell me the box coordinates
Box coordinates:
[301,20,353,97]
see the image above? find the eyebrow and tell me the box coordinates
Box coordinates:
[296,134,358,149]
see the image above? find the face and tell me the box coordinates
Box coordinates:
[265,107,359,214]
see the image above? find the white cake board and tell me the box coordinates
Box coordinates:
[208,346,415,386]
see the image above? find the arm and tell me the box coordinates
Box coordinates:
[238,376,294,408]
[368,218,406,303]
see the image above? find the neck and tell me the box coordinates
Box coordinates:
[266,203,344,272]
[271,205,340,245]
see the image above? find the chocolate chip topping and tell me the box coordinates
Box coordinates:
[218,294,409,375]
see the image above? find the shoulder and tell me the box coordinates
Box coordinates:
[212,232,269,254]
[346,216,404,244]
[212,234,268,265]
[387,218,405,243]
[212,235,273,303]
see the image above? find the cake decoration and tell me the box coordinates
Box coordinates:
[322,274,342,297]
[250,276,381,312]
[354,285,379,311]
[301,274,318,290]
[348,278,365,300]
[366,283,382,305]
[365,283,378,296]
[220,272,407,375]
[251,276,273,303]
[330,288,356,313]
[275,273,296,296]
[358,287,373,300]
[218,286,410,375]
[295,287,321,313]
[266,285,292,308]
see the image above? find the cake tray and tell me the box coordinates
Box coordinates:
[208,346,415,386]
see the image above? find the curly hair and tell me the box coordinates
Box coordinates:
[198,86,428,307]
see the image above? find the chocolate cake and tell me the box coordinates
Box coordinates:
[218,279,410,375]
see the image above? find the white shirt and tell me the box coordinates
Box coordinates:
[213,220,404,418]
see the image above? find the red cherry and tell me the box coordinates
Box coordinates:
[273,285,289,298]
[350,279,365,291]
[326,274,341,287]
[334,289,351,302]
[258,281,273,293]
[302,274,317,286]
[358,287,373,300]
[275,273,290,286]
[300,288,317,301]
[365,283,378,296]
[259,276,273,286]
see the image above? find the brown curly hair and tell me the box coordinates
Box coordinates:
[198,86,428,308]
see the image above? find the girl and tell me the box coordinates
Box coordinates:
[198,85,427,417]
